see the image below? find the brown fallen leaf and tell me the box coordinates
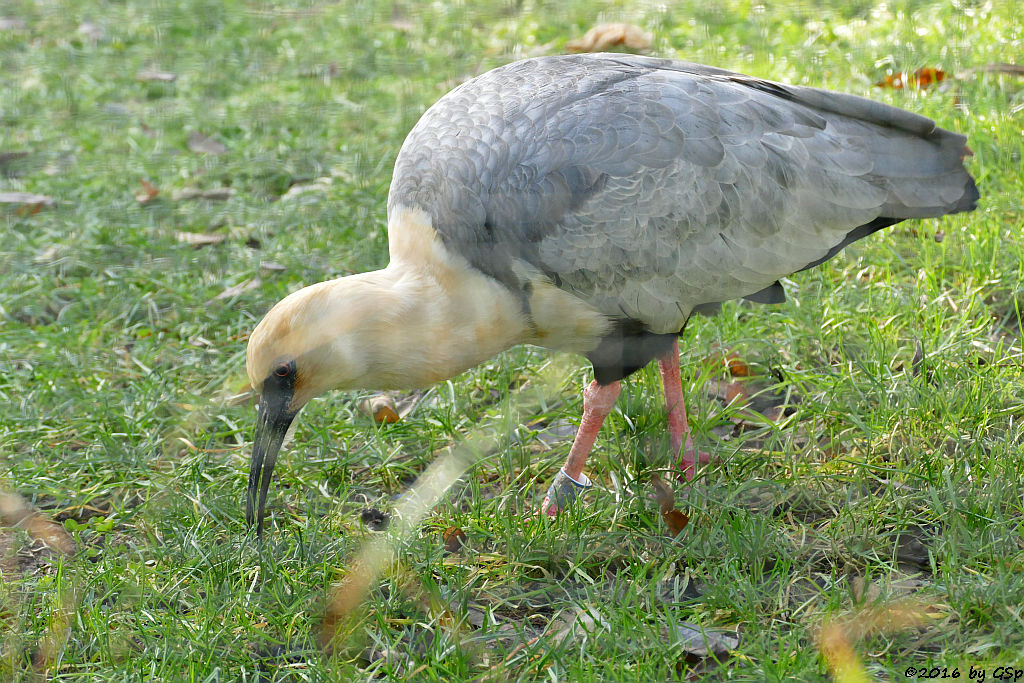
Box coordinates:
[137,68,176,82]
[358,394,401,423]
[0,493,76,556]
[703,346,753,377]
[209,277,261,302]
[187,131,227,155]
[174,231,225,248]
[442,526,466,553]
[25,516,77,556]
[663,509,689,536]
[875,67,948,90]
[724,352,751,377]
[566,23,652,53]
[650,474,690,536]
[650,473,674,515]
[358,391,425,423]
[135,178,159,204]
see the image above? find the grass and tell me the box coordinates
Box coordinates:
[1,0,1022,679]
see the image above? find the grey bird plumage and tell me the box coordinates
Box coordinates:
[388,53,978,383]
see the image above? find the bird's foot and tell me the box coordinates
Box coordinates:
[539,468,592,517]
[674,449,713,482]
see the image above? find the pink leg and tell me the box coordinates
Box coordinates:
[657,339,710,480]
[541,380,621,517]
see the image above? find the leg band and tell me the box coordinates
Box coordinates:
[543,468,593,513]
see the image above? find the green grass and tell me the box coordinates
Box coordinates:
[1,0,1022,679]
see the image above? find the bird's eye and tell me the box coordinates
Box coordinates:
[274,364,291,378]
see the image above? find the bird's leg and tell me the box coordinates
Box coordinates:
[541,380,621,517]
[657,339,710,481]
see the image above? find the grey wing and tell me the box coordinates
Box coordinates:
[388,54,977,333]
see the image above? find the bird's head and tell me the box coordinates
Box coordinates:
[244,276,391,535]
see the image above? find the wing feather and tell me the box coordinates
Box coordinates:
[388,53,977,333]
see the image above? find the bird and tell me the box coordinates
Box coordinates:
[245,53,978,534]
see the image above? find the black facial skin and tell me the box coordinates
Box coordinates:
[247,359,298,536]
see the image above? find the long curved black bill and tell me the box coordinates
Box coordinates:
[247,390,296,537]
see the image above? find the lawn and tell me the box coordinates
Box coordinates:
[1,0,1022,680]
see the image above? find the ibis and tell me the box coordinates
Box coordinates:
[245,53,978,533]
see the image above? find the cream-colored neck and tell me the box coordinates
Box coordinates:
[356,261,528,389]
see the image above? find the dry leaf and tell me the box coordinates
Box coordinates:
[135,178,159,204]
[360,508,390,531]
[259,260,287,274]
[0,191,54,207]
[550,606,611,645]
[650,473,674,515]
[650,474,690,536]
[663,509,689,536]
[895,527,933,570]
[442,526,466,553]
[279,178,332,201]
[667,620,739,658]
[137,69,176,82]
[25,516,76,556]
[358,394,401,423]
[724,352,751,377]
[174,231,225,248]
[358,391,424,423]
[209,277,261,302]
[875,67,948,90]
[703,347,752,377]
[567,23,652,53]
[0,493,76,556]
[187,131,227,155]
